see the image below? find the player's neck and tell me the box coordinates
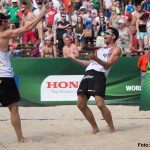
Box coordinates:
[106,42,115,48]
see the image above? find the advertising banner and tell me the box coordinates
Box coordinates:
[11,57,141,106]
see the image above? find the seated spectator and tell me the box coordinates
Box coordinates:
[136,13,149,51]
[5,0,20,28]
[45,24,56,45]
[41,37,57,58]
[63,24,75,44]
[62,36,79,58]
[117,18,132,57]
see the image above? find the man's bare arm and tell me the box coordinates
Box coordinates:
[2,5,48,39]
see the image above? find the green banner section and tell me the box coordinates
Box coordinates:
[11,57,141,106]
[139,62,150,111]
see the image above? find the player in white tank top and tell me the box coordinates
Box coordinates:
[0,6,48,143]
[67,27,121,134]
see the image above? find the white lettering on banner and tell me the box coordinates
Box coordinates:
[40,75,95,101]
[126,85,142,91]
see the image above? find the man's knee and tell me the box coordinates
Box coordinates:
[77,95,87,110]
[95,96,105,110]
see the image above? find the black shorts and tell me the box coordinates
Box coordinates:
[77,70,106,99]
[0,77,20,107]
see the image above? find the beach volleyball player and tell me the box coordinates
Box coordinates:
[67,27,121,133]
[0,4,48,143]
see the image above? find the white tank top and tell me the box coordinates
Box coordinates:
[86,47,112,77]
[0,51,14,77]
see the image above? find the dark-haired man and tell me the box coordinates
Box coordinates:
[0,4,47,143]
[67,27,121,134]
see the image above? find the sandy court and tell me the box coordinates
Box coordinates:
[0,105,150,150]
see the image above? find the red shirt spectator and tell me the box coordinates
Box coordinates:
[46,1,57,25]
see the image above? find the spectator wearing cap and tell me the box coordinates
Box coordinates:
[22,7,37,45]
[89,2,97,18]
[79,6,88,19]
[17,2,31,27]
[56,12,70,56]
[117,18,132,57]
[5,0,20,28]
[63,24,75,44]
[46,1,57,25]
[41,36,57,58]
[137,45,150,87]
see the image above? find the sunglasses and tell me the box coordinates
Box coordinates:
[104,31,113,35]
[62,16,66,17]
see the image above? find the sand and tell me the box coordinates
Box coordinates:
[0,105,150,150]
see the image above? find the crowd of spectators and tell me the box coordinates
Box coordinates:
[1,0,150,57]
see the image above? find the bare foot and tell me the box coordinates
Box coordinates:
[109,128,115,133]
[92,128,100,134]
[18,137,31,143]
